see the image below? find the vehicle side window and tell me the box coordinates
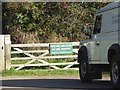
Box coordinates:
[93,14,102,34]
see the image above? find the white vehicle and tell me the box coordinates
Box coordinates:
[78,2,120,89]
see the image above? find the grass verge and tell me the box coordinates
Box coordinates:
[1,68,109,77]
[1,69,79,77]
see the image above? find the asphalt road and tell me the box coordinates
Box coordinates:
[0,76,115,90]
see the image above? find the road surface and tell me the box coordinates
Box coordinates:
[0,76,114,90]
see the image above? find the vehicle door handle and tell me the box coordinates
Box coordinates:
[96,41,99,45]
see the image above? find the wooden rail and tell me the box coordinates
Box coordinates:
[11,42,80,70]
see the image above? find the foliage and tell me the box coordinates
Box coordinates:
[2,2,108,43]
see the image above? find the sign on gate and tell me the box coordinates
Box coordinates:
[49,43,73,54]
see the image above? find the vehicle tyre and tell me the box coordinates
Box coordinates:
[79,52,92,82]
[110,55,120,89]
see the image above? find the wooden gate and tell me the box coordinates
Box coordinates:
[11,42,79,70]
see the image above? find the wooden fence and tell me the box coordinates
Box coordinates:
[11,42,80,70]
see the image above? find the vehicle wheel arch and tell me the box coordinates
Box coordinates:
[108,44,120,63]
[78,46,88,63]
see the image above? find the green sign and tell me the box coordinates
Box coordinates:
[49,43,73,54]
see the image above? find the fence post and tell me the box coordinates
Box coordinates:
[4,35,11,70]
[0,35,5,71]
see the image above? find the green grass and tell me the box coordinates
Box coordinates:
[102,71,110,77]
[1,68,110,78]
[1,68,79,77]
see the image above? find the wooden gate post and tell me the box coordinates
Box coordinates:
[4,35,11,70]
[0,35,11,71]
[0,35,5,71]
